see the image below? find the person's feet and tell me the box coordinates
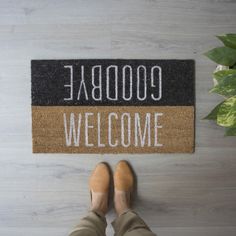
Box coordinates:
[89,162,110,215]
[114,160,134,216]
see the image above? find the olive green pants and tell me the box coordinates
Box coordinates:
[69,210,156,236]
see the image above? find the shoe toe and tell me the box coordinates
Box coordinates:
[114,160,134,191]
[89,162,110,193]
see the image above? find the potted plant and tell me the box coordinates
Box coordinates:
[204,33,236,136]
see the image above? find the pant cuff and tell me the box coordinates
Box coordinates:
[111,209,134,231]
[91,210,107,224]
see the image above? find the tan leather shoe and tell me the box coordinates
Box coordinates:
[114,160,134,215]
[89,162,110,192]
[114,160,134,191]
[89,162,110,214]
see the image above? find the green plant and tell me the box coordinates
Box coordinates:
[204,34,236,136]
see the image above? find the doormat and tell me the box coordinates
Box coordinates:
[31,59,195,153]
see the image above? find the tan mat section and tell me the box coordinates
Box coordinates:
[32,106,194,153]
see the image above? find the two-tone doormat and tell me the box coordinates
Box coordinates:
[31,59,195,153]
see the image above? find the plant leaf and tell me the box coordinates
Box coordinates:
[210,72,236,97]
[213,69,236,81]
[225,127,236,136]
[217,34,236,49]
[225,126,236,136]
[217,96,236,127]
[203,102,223,120]
[204,46,236,66]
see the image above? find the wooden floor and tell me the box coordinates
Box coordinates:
[0,0,236,235]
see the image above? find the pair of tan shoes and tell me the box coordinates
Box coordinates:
[89,160,134,215]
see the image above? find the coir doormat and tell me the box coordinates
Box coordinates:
[31,59,195,153]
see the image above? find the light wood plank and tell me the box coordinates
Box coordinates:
[0,0,236,235]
